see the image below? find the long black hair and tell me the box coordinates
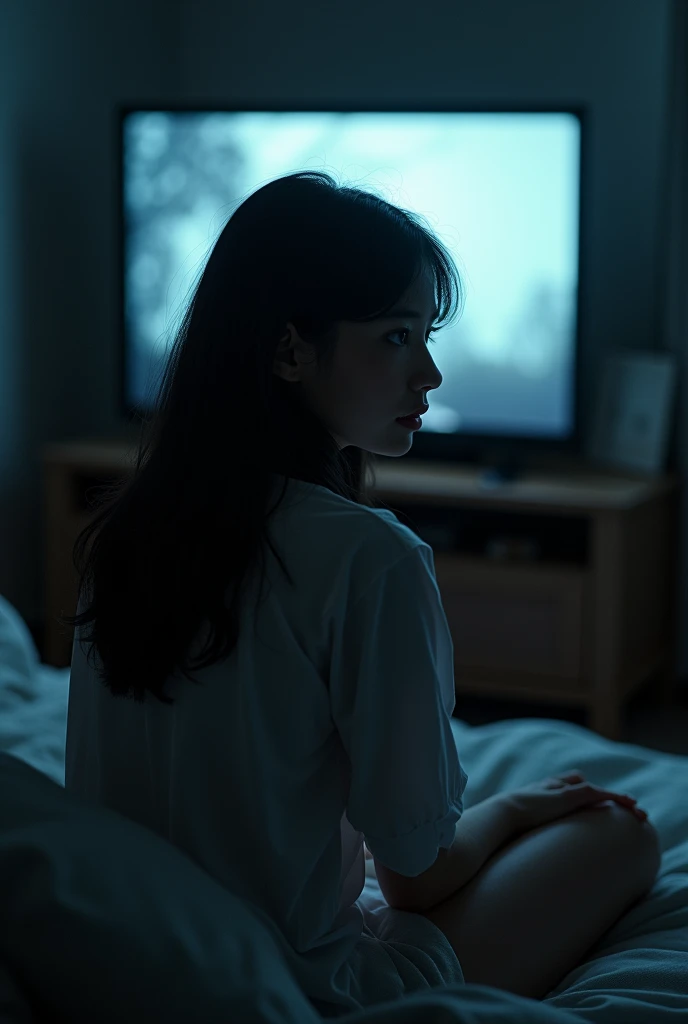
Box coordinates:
[60,170,465,704]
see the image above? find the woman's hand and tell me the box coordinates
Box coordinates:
[505,770,649,834]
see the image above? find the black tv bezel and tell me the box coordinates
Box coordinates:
[116,101,587,465]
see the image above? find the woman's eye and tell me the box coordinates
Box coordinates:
[386,329,410,347]
[386,328,437,347]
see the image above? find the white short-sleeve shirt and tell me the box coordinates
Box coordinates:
[65,474,468,1008]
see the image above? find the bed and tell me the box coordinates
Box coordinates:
[0,592,686,1023]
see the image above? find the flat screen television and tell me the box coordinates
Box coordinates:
[118,104,584,472]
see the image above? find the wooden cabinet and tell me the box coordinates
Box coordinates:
[44,441,679,739]
[43,440,137,671]
[369,460,679,738]
[432,556,586,685]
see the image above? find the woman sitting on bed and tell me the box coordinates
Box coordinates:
[62,170,660,1017]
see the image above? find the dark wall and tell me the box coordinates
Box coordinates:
[0,0,676,659]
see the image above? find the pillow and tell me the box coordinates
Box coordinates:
[0,596,41,704]
[0,753,320,1024]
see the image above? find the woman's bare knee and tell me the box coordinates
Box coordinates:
[420,803,660,1000]
[628,814,661,894]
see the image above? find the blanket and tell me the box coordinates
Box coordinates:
[0,594,686,1023]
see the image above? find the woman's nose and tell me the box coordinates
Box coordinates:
[424,357,443,392]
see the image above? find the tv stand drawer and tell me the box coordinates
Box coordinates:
[433,555,585,684]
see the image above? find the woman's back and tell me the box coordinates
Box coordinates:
[65,474,467,1015]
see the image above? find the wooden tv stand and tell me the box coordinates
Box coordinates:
[44,440,679,739]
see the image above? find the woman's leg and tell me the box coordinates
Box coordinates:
[420,802,660,1000]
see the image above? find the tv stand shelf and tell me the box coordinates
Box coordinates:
[43,443,679,739]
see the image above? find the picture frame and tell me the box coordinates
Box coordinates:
[589,350,677,475]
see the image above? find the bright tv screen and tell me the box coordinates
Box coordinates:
[120,108,581,441]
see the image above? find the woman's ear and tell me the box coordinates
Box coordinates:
[272,324,315,382]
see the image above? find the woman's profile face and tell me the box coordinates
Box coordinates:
[273,268,443,457]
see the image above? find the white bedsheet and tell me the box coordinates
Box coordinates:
[1,657,687,1022]
[450,715,688,1020]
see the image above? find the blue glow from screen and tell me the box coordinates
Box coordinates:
[123,110,580,439]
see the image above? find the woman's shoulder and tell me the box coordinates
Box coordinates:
[286,480,432,574]
[269,478,438,616]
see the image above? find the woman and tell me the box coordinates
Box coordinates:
[63,170,659,1016]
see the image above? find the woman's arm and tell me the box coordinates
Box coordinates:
[374,793,519,912]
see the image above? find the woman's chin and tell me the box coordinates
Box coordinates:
[363,430,415,458]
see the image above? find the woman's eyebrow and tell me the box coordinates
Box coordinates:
[379,307,439,320]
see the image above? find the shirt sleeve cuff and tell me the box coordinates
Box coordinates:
[364,802,463,878]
